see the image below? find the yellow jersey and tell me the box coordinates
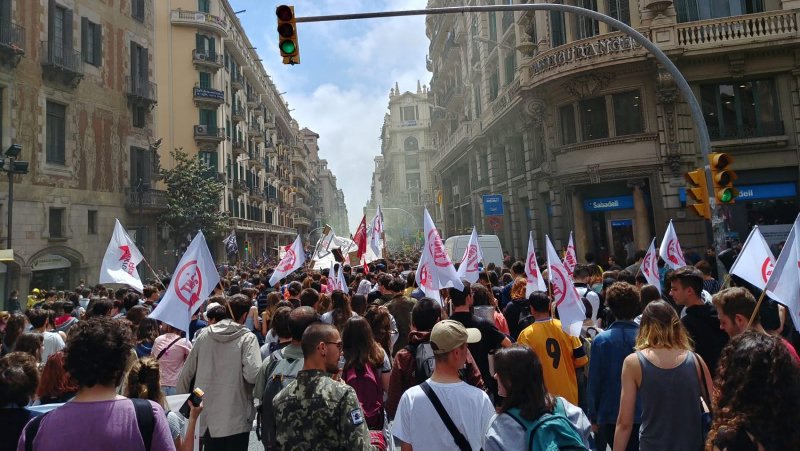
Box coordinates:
[516,318,588,405]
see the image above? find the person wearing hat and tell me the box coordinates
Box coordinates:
[393,320,495,451]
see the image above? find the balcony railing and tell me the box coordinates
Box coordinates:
[193,124,225,142]
[40,41,83,85]
[677,10,798,47]
[709,121,785,141]
[193,86,224,105]
[192,49,224,69]
[246,93,259,107]
[170,10,228,36]
[229,217,296,234]
[125,188,167,211]
[440,85,463,106]
[0,21,25,63]
[231,105,245,122]
[248,122,263,135]
[230,72,244,91]
[125,76,157,105]
[231,139,246,156]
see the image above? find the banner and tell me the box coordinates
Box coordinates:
[222,230,238,256]
[659,220,687,269]
[525,232,547,297]
[269,235,306,286]
[456,227,483,283]
[150,231,220,334]
[352,215,368,259]
[99,219,145,292]
[729,226,775,290]
[564,232,577,275]
[765,213,800,332]
[370,206,384,258]
[641,238,661,293]
[546,235,585,337]
[415,208,463,303]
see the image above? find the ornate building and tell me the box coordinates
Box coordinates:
[318,159,349,237]
[426,0,800,263]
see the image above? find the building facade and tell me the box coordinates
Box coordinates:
[317,159,349,237]
[0,0,157,295]
[426,0,800,264]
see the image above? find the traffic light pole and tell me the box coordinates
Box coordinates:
[293,3,725,269]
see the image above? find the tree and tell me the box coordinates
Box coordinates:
[159,148,227,242]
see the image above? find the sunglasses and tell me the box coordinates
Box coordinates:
[324,341,343,351]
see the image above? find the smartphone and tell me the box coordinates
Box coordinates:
[179,387,204,417]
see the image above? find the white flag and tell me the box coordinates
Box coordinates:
[337,263,349,295]
[370,205,384,258]
[546,235,586,337]
[456,227,483,283]
[659,220,687,269]
[415,208,463,304]
[641,238,661,293]
[765,214,800,332]
[525,232,546,297]
[729,226,775,290]
[328,261,349,294]
[563,232,577,275]
[99,219,145,292]
[269,235,306,286]
[150,231,220,335]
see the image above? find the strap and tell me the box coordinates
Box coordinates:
[132,398,155,451]
[692,352,711,413]
[420,381,472,451]
[24,413,48,451]
[156,336,182,360]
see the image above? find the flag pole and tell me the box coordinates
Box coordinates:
[141,257,162,284]
[747,290,767,328]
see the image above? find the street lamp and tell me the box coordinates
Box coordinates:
[2,144,29,309]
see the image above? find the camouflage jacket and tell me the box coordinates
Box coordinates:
[273,369,377,451]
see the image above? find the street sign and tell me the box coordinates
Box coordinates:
[482,194,504,216]
[487,215,503,231]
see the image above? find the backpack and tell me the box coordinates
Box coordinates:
[343,363,384,430]
[24,398,155,451]
[259,348,304,449]
[505,398,587,451]
[407,342,436,385]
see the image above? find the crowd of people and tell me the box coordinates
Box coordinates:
[1,247,799,451]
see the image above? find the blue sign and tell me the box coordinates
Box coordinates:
[679,182,797,202]
[483,194,504,215]
[611,219,633,228]
[583,195,634,212]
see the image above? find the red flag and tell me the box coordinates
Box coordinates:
[353,215,368,259]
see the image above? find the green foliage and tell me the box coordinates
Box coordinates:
[159,148,227,240]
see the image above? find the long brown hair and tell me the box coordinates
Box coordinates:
[342,316,384,371]
[636,300,692,350]
[330,290,352,331]
[37,351,78,399]
[126,357,167,409]
[364,305,392,356]
[495,345,554,420]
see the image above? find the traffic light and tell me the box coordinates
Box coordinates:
[685,168,710,220]
[244,240,250,252]
[276,5,300,65]
[709,152,738,203]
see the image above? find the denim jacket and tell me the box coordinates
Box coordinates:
[587,320,642,425]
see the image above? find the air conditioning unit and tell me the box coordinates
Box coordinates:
[197,52,207,61]
[195,125,208,135]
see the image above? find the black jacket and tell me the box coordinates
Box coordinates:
[682,303,729,375]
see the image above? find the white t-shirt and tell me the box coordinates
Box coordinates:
[393,379,494,451]
[42,331,65,364]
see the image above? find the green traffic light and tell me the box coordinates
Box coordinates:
[720,188,733,203]
[279,40,296,54]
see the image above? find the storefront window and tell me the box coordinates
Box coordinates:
[580,96,609,141]
[701,79,782,140]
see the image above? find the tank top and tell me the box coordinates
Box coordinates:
[637,351,703,451]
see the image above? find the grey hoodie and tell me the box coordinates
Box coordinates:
[177,319,262,437]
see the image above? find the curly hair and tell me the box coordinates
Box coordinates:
[64,317,134,388]
[364,305,393,357]
[707,331,800,450]
[510,277,527,301]
[0,352,40,406]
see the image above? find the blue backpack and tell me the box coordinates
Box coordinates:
[505,398,587,451]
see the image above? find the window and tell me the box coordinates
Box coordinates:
[132,105,145,128]
[473,85,482,118]
[406,173,421,190]
[560,104,577,145]
[404,136,419,151]
[81,18,102,66]
[607,0,631,25]
[550,10,566,47]
[88,210,97,235]
[198,0,210,13]
[401,106,417,122]
[488,11,497,45]
[199,151,218,175]
[405,155,420,170]
[130,41,148,87]
[503,51,516,85]
[613,91,643,136]
[131,0,145,22]
[577,0,599,39]
[49,208,64,238]
[489,69,499,100]
[46,101,66,165]
[675,0,763,23]
[130,146,152,189]
[701,79,782,140]
[196,33,215,57]
[580,96,609,140]
[199,72,211,89]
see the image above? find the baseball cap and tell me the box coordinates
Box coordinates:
[429,320,481,354]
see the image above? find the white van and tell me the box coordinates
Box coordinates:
[444,235,504,268]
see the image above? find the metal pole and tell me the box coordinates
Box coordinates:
[4,163,14,308]
[296,3,721,257]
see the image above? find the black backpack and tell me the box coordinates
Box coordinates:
[258,348,303,450]
[406,342,436,385]
[24,398,155,451]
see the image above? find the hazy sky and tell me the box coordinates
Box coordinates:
[230,0,430,232]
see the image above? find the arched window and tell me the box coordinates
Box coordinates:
[404,136,419,152]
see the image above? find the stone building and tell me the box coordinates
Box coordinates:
[317,159,349,237]
[0,0,157,295]
[426,0,800,264]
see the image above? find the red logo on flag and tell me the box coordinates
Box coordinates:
[667,239,682,265]
[174,260,203,307]
[527,252,539,279]
[428,230,449,267]
[278,248,296,272]
[551,266,569,307]
[419,263,433,289]
[119,245,135,275]
[464,245,479,272]
[761,258,774,283]
[642,252,653,277]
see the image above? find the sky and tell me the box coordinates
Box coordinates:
[229,0,431,233]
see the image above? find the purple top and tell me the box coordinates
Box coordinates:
[17,398,175,451]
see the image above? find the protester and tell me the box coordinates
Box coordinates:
[259,291,282,337]
[176,295,261,451]
[1,313,25,357]
[25,309,65,364]
[695,260,720,295]
[516,291,588,406]
[351,293,368,316]
[364,305,398,357]
[485,346,590,450]
[384,277,415,354]
[574,264,601,325]
[126,357,187,450]
[393,320,494,450]
[500,261,526,309]
[273,323,380,450]
[18,317,174,450]
[341,316,391,431]
[503,277,529,339]
[614,300,713,451]
[152,323,191,396]
[35,351,77,405]
[0,352,41,449]
[53,300,78,333]
[321,290,357,331]
[707,331,800,450]
[471,283,509,336]
[260,306,292,358]
[135,317,159,358]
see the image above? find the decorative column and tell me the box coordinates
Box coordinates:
[571,190,589,260]
[629,179,651,250]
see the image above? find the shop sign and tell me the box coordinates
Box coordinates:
[482,194,504,215]
[584,195,634,212]
[532,35,642,75]
[32,254,71,271]
[679,182,797,202]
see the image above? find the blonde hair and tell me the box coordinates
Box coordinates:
[635,300,693,351]
[126,357,167,409]
[510,277,527,300]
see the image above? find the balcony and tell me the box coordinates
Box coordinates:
[125,188,167,212]
[192,49,224,71]
[228,217,296,235]
[232,179,246,195]
[231,105,245,123]
[193,124,225,143]
[248,151,264,169]
[709,121,785,141]
[193,86,224,106]
[253,107,264,117]
[247,121,263,137]
[40,41,83,87]
[266,195,279,207]
[674,10,799,50]
[440,85,464,108]
[249,186,265,201]
[293,215,311,227]
[293,183,309,199]
[291,153,307,169]
[294,201,311,216]
[263,115,276,129]
[230,72,244,91]
[231,139,247,157]
[125,76,157,107]
[170,10,228,37]
[432,121,472,171]
[246,93,259,108]
[0,21,25,67]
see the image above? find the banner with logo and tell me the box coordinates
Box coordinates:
[563,232,577,275]
[659,220,687,269]
[641,238,661,293]
[545,235,585,337]
[525,232,546,297]
[269,235,306,286]
[99,219,145,292]
[370,205,384,258]
[150,231,220,335]
[730,226,775,290]
[765,213,800,332]
[415,208,463,303]
[456,227,483,283]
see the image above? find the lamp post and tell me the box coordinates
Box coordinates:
[2,144,29,309]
